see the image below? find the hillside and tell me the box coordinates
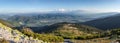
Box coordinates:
[5,12,117,27]
[108,28,120,39]
[37,22,102,33]
[7,14,89,27]
[0,20,44,43]
[83,14,120,30]
[34,22,103,39]
[0,19,13,27]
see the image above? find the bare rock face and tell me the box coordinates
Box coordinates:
[0,23,45,43]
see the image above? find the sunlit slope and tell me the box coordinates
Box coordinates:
[0,22,44,43]
[0,19,13,27]
[37,22,103,39]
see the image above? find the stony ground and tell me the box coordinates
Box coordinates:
[0,23,46,43]
[71,38,117,43]
[0,22,118,43]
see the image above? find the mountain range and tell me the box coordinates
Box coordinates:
[0,10,120,42]
[0,10,118,27]
[83,13,120,30]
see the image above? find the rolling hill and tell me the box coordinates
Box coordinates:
[1,11,117,27]
[32,22,103,39]
[0,19,14,27]
[83,14,120,30]
[36,22,102,33]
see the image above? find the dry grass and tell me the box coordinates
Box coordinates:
[72,38,113,43]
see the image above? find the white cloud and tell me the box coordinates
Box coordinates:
[57,8,67,12]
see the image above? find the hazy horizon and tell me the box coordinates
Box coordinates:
[0,0,120,13]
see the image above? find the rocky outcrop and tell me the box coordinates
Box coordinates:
[0,23,45,43]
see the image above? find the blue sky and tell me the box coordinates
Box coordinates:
[0,0,120,13]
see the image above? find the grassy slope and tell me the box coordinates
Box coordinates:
[0,19,14,27]
[36,22,103,39]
